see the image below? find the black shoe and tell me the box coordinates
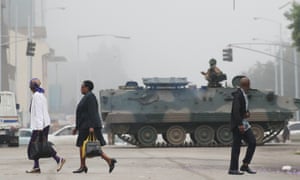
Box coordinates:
[73,166,88,173]
[240,165,256,174]
[228,170,244,175]
[109,159,117,173]
[26,168,41,174]
[57,158,66,172]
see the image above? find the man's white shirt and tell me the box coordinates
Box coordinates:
[240,88,248,111]
[240,88,251,131]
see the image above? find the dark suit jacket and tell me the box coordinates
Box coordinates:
[230,88,248,130]
[76,92,102,130]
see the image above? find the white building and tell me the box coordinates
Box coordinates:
[6,29,51,127]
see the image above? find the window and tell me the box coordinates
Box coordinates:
[289,123,300,131]
[56,127,72,136]
[20,130,32,137]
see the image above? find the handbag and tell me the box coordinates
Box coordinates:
[28,131,56,160]
[83,132,102,158]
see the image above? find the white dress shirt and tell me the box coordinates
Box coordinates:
[30,92,51,130]
[240,88,248,111]
[240,88,251,130]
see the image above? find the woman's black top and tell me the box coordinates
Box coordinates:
[76,92,102,130]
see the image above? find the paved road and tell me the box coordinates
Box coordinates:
[0,143,300,180]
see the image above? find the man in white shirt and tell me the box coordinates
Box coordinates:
[26,78,65,173]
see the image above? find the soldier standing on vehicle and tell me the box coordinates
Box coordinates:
[201,58,224,87]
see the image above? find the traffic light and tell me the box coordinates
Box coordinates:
[222,48,232,62]
[26,40,36,56]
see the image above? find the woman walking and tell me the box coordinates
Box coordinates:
[72,80,117,174]
[26,78,65,173]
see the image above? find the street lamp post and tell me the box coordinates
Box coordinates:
[254,17,284,96]
[47,56,67,84]
[278,0,299,122]
[77,34,130,58]
[76,34,130,102]
[294,48,299,120]
[252,38,279,95]
[41,7,66,27]
[47,56,67,112]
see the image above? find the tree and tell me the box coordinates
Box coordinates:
[285,2,300,51]
[244,61,276,91]
[244,47,299,97]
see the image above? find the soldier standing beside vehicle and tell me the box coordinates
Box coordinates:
[228,77,256,175]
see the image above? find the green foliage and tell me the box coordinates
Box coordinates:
[244,47,299,97]
[245,61,276,90]
[285,2,300,51]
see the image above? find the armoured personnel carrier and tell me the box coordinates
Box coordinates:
[99,76,300,147]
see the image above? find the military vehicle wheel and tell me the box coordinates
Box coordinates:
[137,126,157,146]
[216,125,232,145]
[191,125,215,145]
[251,124,264,144]
[166,125,186,145]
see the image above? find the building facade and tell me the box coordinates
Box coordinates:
[0,0,51,126]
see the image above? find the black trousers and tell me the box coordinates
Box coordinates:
[29,126,50,143]
[27,126,57,160]
[229,127,256,171]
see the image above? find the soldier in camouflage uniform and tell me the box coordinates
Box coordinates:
[201,58,225,87]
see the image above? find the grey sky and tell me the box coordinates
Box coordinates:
[44,0,296,108]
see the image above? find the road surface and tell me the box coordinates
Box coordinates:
[0,143,299,180]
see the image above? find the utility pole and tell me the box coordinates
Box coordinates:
[15,6,18,99]
[76,33,130,103]
[0,0,2,91]
[25,0,34,127]
[279,23,284,96]
[294,48,299,120]
[253,17,284,96]
[233,0,235,10]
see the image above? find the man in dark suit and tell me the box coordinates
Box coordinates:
[228,77,256,175]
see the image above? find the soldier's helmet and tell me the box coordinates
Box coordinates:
[209,58,217,66]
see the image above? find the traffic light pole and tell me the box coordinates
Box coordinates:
[222,48,233,61]
[228,44,300,121]
[228,43,298,66]
[26,3,33,127]
[27,19,32,82]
